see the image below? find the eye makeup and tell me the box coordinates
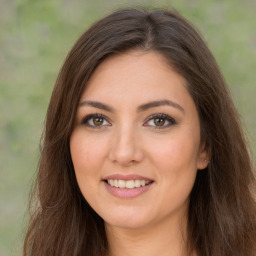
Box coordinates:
[80,112,176,130]
[143,113,176,129]
[81,113,111,128]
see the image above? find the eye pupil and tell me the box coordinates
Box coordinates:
[154,118,165,126]
[93,117,103,125]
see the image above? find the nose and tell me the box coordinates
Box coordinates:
[108,125,144,166]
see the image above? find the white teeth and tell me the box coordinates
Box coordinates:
[134,180,141,188]
[118,180,126,188]
[107,179,151,189]
[126,180,134,189]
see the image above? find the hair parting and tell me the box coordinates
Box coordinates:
[23,8,256,256]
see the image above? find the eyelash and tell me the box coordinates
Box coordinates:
[81,113,176,129]
[144,113,176,129]
[81,113,110,129]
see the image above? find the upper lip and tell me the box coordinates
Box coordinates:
[103,174,153,181]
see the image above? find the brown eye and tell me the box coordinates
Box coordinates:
[154,118,165,126]
[93,117,104,126]
[144,114,176,129]
[81,114,111,128]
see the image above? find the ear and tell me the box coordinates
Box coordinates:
[197,141,211,170]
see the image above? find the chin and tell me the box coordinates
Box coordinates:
[102,209,155,230]
[106,218,150,230]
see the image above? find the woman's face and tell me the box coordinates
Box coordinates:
[70,50,208,230]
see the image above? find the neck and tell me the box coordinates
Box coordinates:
[105,212,194,256]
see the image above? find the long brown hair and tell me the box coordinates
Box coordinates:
[23,8,256,256]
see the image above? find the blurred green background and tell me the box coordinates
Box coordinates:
[0,0,255,255]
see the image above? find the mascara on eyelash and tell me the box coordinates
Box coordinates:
[81,113,106,125]
[81,113,176,128]
[147,114,176,125]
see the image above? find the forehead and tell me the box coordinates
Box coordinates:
[80,50,192,108]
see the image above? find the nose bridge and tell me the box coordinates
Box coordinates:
[109,122,143,165]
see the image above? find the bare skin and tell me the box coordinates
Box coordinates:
[105,208,189,256]
[70,50,208,256]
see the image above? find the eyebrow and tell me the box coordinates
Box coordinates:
[137,99,184,113]
[79,100,114,112]
[79,99,185,114]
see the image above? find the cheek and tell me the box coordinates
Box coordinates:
[149,133,200,210]
[147,129,200,200]
[70,131,107,173]
[149,132,200,172]
[70,132,107,202]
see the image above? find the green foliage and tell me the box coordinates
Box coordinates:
[0,0,255,255]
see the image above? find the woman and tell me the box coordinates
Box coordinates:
[23,8,256,256]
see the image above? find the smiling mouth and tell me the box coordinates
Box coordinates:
[105,179,153,189]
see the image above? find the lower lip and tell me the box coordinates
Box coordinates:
[103,181,154,199]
